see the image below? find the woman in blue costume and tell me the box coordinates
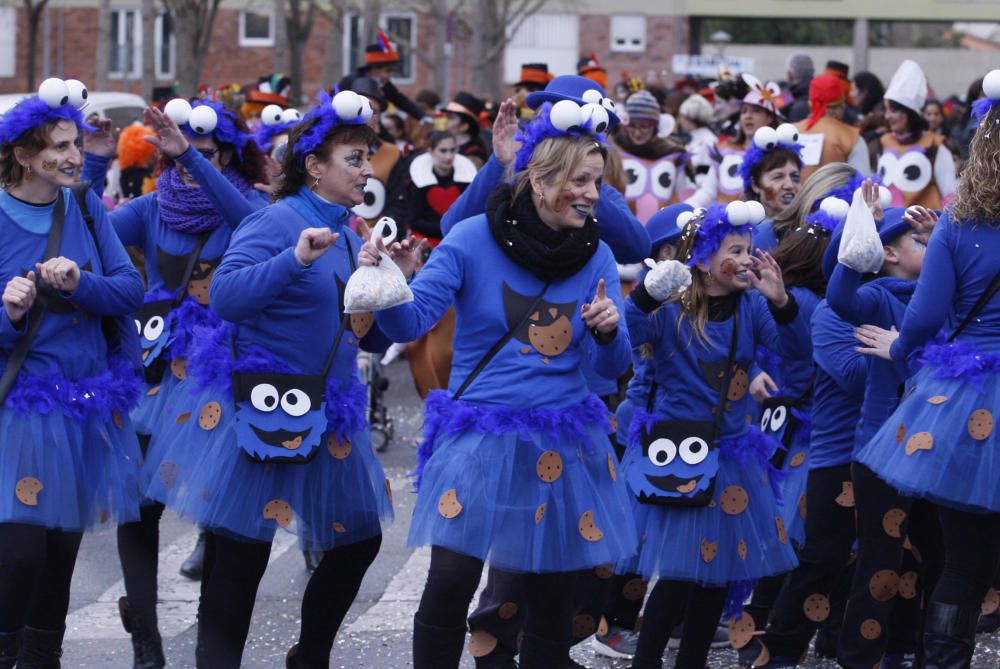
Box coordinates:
[145,90,394,668]
[740,123,804,253]
[362,91,636,669]
[83,99,269,668]
[854,71,1000,667]
[0,78,145,667]
[622,200,811,669]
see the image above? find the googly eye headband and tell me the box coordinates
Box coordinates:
[0,77,95,146]
[681,201,766,267]
[971,69,1000,125]
[739,123,804,193]
[513,99,612,173]
[255,104,304,152]
[163,98,253,162]
[803,196,850,236]
[290,90,374,164]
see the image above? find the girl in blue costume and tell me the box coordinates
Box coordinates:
[83,99,269,669]
[362,94,636,669]
[854,71,1000,667]
[145,90,394,668]
[0,78,145,667]
[622,201,810,669]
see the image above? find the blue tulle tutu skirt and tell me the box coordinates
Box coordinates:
[620,421,798,586]
[774,410,811,547]
[408,391,638,573]
[0,356,143,530]
[857,341,1000,513]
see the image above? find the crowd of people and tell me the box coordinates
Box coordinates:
[1,27,1000,669]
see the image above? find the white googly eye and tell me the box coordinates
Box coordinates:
[332,90,363,120]
[676,211,696,227]
[769,405,788,431]
[753,126,778,151]
[359,96,374,121]
[819,196,850,220]
[134,319,142,335]
[726,200,751,226]
[746,200,767,224]
[679,436,710,465]
[65,79,89,109]
[549,99,583,132]
[718,154,744,194]
[352,178,387,219]
[648,438,677,466]
[760,407,772,431]
[983,70,1000,100]
[250,383,280,412]
[38,78,69,108]
[601,97,617,114]
[188,105,218,134]
[894,153,932,194]
[261,104,284,126]
[649,161,678,200]
[580,103,609,134]
[775,123,799,146]
[163,98,193,126]
[621,157,647,199]
[581,89,603,105]
[280,389,312,417]
[143,315,165,342]
[282,108,302,123]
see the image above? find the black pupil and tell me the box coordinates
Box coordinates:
[626,169,638,184]
[658,173,672,188]
[903,165,921,180]
[654,451,668,464]
[264,394,276,408]
[364,191,376,205]
[728,164,739,177]
[286,393,299,406]
[689,442,703,454]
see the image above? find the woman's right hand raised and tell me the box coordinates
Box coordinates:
[143,106,190,159]
[492,98,521,168]
[295,228,339,267]
[3,271,37,325]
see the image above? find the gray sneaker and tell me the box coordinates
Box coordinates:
[591,625,638,659]
[667,623,730,649]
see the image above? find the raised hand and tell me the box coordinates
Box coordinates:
[581,278,619,334]
[492,99,522,168]
[749,250,788,307]
[904,205,939,245]
[83,118,120,158]
[35,257,81,293]
[3,271,37,324]
[861,178,885,222]
[143,105,189,159]
[294,228,339,266]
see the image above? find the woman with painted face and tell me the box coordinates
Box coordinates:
[143,91,394,668]
[619,201,810,669]
[360,97,635,669]
[81,98,269,669]
[739,124,804,252]
[0,79,145,667]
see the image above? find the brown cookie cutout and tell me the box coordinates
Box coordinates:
[468,629,497,658]
[728,368,750,401]
[798,493,807,519]
[790,451,806,468]
[158,461,179,488]
[147,385,161,396]
[775,516,788,544]
[579,510,604,542]
[198,401,223,431]
[623,578,647,601]
[720,485,749,515]
[869,569,900,602]
[882,508,907,538]
[350,312,374,339]
[738,539,748,561]
[608,452,617,481]
[727,612,756,649]
[982,588,1000,615]
[700,538,718,563]
[498,602,519,620]
[170,357,187,381]
[968,409,995,441]
[15,477,43,506]
[905,432,934,456]
[528,316,573,357]
[327,435,352,459]
[437,489,463,519]
[860,619,882,641]
[595,564,613,580]
[333,522,347,534]
[176,411,191,424]
[928,395,948,405]
[597,616,609,637]
[536,450,564,483]
[835,481,855,508]
[895,423,906,444]
[263,499,293,528]
[708,498,717,508]
[898,571,919,600]
[802,594,831,622]
[608,414,618,434]
[534,503,546,524]
[113,410,124,429]
[573,614,596,638]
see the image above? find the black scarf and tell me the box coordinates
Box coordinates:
[486,183,600,282]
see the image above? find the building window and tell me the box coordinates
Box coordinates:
[611,15,646,52]
[155,12,175,80]
[109,9,141,79]
[0,6,15,78]
[240,9,274,47]
[343,13,417,85]
[504,13,579,83]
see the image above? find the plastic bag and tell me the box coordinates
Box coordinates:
[837,188,884,274]
[344,217,414,313]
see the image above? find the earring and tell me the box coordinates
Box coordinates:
[24,166,33,181]
[310,176,321,193]
[535,191,546,209]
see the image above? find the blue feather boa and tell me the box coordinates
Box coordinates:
[165,297,222,361]
[916,338,1000,389]
[4,355,142,421]
[0,96,95,145]
[292,91,370,164]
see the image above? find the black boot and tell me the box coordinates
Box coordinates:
[923,602,978,669]
[16,627,63,669]
[0,629,19,669]
[180,531,207,580]
[518,633,568,669]
[413,615,466,669]
[119,596,166,669]
[285,642,330,669]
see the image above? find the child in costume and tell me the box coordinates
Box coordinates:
[145,90,394,668]
[0,78,145,667]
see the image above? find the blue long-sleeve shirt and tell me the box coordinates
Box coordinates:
[0,188,144,378]
[375,215,631,408]
[211,189,390,378]
[439,155,651,263]
[808,300,867,469]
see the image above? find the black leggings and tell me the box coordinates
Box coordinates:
[196,531,382,668]
[631,580,727,669]
[930,508,1000,610]
[0,523,83,633]
[117,501,165,632]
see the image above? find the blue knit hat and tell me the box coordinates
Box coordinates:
[648,203,694,253]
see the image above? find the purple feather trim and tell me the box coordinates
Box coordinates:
[805,210,839,235]
[738,142,804,194]
[513,102,608,173]
[413,390,612,489]
[4,355,142,421]
[755,344,783,379]
[687,204,757,268]
[255,120,297,152]
[180,100,252,162]
[916,339,1000,389]
[292,90,370,163]
[0,96,95,145]
[186,323,297,392]
[972,97,998,125]
[724,579,756,621]
[165,297,222,360]
[324,376,368,439]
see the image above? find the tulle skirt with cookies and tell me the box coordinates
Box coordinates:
[407,391,638,573]
[857,340,1000,513]
[774,410,811,548]
[0,356,143,531]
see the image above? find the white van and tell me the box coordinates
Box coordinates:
[0,91,146,128]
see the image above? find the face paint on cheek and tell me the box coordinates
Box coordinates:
[41,160,58,172]
[720,258,738,278]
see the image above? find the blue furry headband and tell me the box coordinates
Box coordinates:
[163,98,254,162]
[682,201,765,267]
[0,78,94,145]
[255,105,303,152]
[291,90,373,163]
[513,100,610,173]
[739,123,803,193]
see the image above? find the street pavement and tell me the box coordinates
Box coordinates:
[63,359,1000,668]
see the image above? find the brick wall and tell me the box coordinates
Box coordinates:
[578,14,691,93]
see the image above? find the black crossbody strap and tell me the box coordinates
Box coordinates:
[948,268,1000,343]
[171,231,212,308]
[321,235,356,377]
[453,281,552,400]
[0,190,69,405]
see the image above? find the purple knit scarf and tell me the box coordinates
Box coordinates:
[156,166,255,234]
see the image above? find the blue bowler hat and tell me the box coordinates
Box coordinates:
[525,75,621,128]
[822,207,909,280]
[648,203,694,253]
